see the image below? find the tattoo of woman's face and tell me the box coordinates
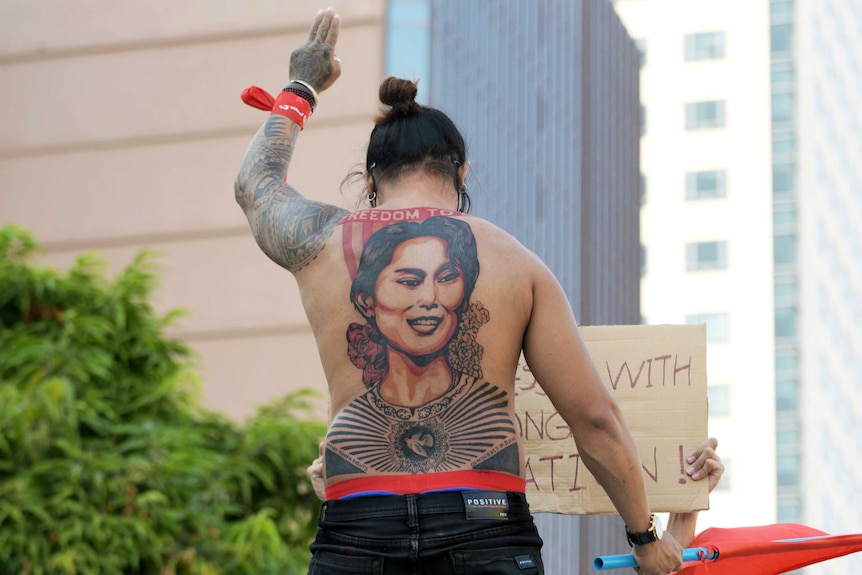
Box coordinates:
[345,217,485,392]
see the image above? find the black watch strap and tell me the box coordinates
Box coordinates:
[625,514,659,547]
[626,527,658,546]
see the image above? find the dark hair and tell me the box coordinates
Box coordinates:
[350,217,479,321]
[365,77,471,213]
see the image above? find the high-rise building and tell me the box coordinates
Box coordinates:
[611,1,862,573]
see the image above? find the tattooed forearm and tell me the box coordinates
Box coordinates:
[235,115,299,212]
[235,115,347,273]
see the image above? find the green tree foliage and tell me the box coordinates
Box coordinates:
[0,225,326,574]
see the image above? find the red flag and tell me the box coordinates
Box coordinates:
[677,523,862,575]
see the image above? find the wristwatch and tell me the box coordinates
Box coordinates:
[625,513,663,546]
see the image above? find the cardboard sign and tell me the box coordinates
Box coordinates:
[515,324,709,514]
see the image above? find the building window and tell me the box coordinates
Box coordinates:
[774,234,796,266]
[686,241,728,271]
[771,23,793,54]
[771,66,794,89]
[776,379,798,414]
[685,101,726,130]
[775,350,798,375]
[774,276,797,301]
[772,93,794,124]
[684,32,725,61]
[776,421,800,451]
[770,64,794,93]
[686,313,729,343]
[775,306,797,338]
[772,136,795,157]
[777,454,800,486]
[773,203,796,229]
[770,0,793,19]
[708,385,730,416]
[772,163,795,195]
[686,170,727,200]
[385,0,431,102]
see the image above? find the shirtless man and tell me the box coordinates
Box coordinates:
[235,7,683,574]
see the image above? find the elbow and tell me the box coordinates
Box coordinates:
[575,400,628,445]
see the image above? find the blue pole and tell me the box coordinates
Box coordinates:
[593,547,719,570]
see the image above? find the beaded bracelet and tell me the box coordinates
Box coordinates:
[283,84,317,113]
[287,80,319,109]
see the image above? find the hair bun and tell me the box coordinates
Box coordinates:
[377,77,421,121]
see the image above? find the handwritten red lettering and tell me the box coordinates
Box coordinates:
[674,356,692,386]
[546,411,572,441]
[523,410,545,440]
[569,453,586,492]
[641,446,658,483]
[539,455,563,491]
[524,457,539,492]
[607,359,649,390]
[605,354,694,390]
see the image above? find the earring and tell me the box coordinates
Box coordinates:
[366,163,378,207]
[457,185,467,213]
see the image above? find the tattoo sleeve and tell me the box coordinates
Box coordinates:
[235,115,347,273]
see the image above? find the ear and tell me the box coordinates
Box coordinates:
[458,161,470,189]
[364,172,375,194]
[355,293,375,317]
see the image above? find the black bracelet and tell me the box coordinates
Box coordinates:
[283,81,318,111]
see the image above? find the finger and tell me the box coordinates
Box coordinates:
[689,450,721,480]
[308,9,324,42]
[324,14,341,47]
[687,437,718,464]
[316,8,335,42]
[704,457,725,477]
[707,460,725,492]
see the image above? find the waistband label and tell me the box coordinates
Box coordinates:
[462,490,509,520]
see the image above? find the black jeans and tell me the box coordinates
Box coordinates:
[308,491,544,574]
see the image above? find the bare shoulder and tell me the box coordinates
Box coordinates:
[461,216,546,268]
[247,184,349,274]
[462,216,556,292]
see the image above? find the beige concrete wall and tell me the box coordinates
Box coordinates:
[0,0,386,421]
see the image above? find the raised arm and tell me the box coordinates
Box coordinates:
[235,8,348,273]
[521,260,682,575]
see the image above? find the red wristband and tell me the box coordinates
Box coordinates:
[271,91,312,130]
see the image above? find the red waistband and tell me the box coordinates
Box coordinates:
[325,470,526,500]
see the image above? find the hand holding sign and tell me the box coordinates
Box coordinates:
[515,324,709,514]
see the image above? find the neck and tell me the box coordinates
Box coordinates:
[376,172,459,211]
[379,352,453,408]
